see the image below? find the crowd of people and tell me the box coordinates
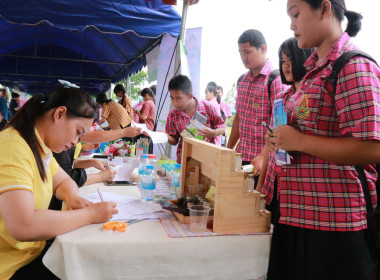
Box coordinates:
[0,0,380,279]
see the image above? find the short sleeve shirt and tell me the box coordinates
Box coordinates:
[277,33,380,231]
[102,101,131,130]
[140,99,155,131]
[235,61,288,161]
[119,95,134,120]
[207,98,222,146]
[165,97,225,163]
[0,127,59,279]
[262,86,296,203]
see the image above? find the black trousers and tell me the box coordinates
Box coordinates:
[10,243,60,280]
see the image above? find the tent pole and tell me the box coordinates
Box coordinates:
[164,0,189,160]
[174,0,189,73]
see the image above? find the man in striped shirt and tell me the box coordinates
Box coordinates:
[227,29,287,183]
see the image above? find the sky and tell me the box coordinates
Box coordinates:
[174,0,380,97]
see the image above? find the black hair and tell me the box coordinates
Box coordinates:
[11,92,20,99]
[168,75,193,96]
[113,84,126,94]
[96,93,112,105]
[216,86,223,93]
[302,0,362,37]
[206,86,221,104]
[237,74,245,86]
[149,85,156,96]
[140,87,154,99]
[238,29,267,49]
[278,37,316,85]
[9,87,96,181]
[207,81,217,88]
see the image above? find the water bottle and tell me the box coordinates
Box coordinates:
[171,164,181,199]
[137,169,144,189]
[148,154,157,171]
[141,165,156,201]
[138,154,149,174]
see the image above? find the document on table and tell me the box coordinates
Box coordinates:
[85,192,172,220]
[132,121,168,144]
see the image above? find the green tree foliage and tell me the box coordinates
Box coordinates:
[223,82,237,127]
[224,82,237,107]
[129,70,148,99]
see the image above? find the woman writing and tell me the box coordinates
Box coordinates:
[0,87,117,279]
[267,0,380,279]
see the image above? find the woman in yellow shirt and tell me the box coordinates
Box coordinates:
[0,87,118,280]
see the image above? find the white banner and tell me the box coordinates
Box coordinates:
[146,44,160,83]
[153,34,178,160]
[185,27,202,99]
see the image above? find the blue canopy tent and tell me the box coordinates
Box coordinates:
[0,0,181,94]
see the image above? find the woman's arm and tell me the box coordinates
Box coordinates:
[0,184,117,242]
[84,169,116,186]
[270,125,380,165]
[227,113,240,149]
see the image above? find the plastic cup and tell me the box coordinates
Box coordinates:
[189,205,210,233]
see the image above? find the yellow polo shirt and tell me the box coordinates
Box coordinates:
[0,127,59,280]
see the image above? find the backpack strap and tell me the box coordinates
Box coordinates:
[355,166,375,214]
[267,69,280,102]
[329,51,379,214]
[327,50,378,94]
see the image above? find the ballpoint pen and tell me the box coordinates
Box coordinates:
[97,187,105,202]
[262,121,273,134]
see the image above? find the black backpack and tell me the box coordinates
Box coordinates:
[327,50,379,207]
[328,50,380,257]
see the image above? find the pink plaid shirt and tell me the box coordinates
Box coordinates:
[277,33,380,231]
[262,86,295,203]
[208,97,222,146]
[235,60,287,161]
[165,97,225,163]
[140,99,155,130]
[220,101,232,135]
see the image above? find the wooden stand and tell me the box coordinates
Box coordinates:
[180,138,271,234]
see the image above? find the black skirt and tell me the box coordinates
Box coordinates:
[267,222,379,280]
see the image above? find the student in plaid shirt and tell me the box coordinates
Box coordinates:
[227,29,287,186]
[266,0,380,279]
[134,88,155,131]
[165,75,225,164]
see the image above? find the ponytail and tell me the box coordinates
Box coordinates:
[303,1,362,37]
[206,86,219,103]
[9,94,48,180]
[344,10,362,37]
[9,87,96,181]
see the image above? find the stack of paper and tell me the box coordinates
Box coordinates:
[85,192,172,221]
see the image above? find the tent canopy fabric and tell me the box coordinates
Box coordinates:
[0,0,181,94]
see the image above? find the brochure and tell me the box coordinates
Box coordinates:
[273,98,291,165]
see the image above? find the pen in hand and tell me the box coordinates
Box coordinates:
[97,187,105,202]
[262,121,273,135]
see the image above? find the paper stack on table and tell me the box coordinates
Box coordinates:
[85,192,172,221]
[132,121,168,144]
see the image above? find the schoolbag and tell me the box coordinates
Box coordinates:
[327,50,380,211]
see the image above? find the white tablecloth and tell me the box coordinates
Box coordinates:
[43,183,271,280]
